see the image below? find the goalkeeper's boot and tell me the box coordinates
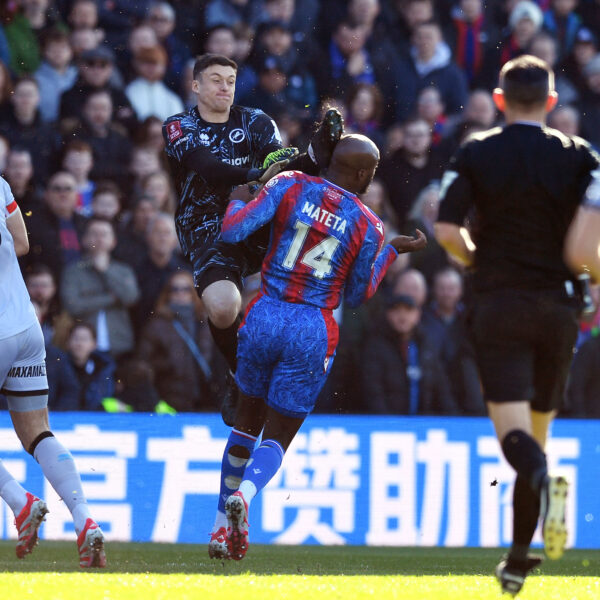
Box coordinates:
[308,107,344,170]
[220,370,238,427]
[77,518,106,568]
[495,554,543,596]
[225,491,249,561]
[541,475,569,560]
[15,493,48,558]
[208,526,230,560]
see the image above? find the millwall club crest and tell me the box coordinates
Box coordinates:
[167,121,183,142]
[229,128,245,143]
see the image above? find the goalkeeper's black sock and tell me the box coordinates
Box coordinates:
[208,315,241,373]
[501,429,547,495]
[509,475,540,561]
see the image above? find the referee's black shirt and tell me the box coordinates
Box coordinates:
[438,123,600,292]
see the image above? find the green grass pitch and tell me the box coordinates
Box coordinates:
[1,543,598,599]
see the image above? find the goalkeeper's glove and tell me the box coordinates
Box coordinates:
[262,147,299,168]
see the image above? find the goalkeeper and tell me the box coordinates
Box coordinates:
[163,54,344,423]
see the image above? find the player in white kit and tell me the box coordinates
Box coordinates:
[0,176,106,567]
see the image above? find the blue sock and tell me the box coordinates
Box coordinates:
[238,439,285,503]
[217,429,258,514]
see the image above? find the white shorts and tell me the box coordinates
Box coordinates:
[0,322,48,412]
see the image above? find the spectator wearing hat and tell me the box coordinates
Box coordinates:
[60,45,137,133]
[34,28,78,122]
[562,27,598,95]
[576,52,600,149]
[485,0,544,88]
[125,45,184,122]
[362,292,458,415]
[147,1,191,92]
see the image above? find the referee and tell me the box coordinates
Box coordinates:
[435,55,600,596]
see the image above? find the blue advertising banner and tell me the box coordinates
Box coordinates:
[0,413,598,548]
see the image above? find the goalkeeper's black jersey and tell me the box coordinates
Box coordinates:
[163,105,282,245]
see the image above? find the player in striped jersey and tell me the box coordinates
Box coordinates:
[208,134,426,560]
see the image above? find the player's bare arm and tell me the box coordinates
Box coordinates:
[564,206,600,282]
[6,206,29,256]
[389,229,427,254]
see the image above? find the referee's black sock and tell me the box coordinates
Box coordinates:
[208,316,241,373]
[509,475,541,562]
[501,429,547,495]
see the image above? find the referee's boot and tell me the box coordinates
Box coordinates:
[308,108,344,171]
[495,554,543,596]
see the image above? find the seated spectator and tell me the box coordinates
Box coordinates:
[115,23,159,77]
[391,267,428,307]
[562,27,597,95]
[3,146,40,215]
[62,140,95,216]
[129,145,163,197]
[24,263,65,346]
[25,171,87,280]
[487,1,543,88]
[125,45,184,122]
[60,46,136,134]
[113,194,158,267]
[34,27,78,123]
[69,26,104,62]
[231,23,259,101]
[547,104,581,137]
[140,170,176,214]
[542,0,581,61]
[345,82,385,149]
[245,55,316,119]
[147,1,191,91]
[382,121,404,159]
[378,116,445,226]
[576,54,600,149]
[5,0,66,75]
[97,0,151,48]
[416,86,450,147]
[393,20,469,120]
[61,217,140,359]
[362,293,457,414]
[388,0,435,55]
[261,0,319,40]
[71,89,133,191]
[564,332,600,418]
[138,270,224,412]
[48,322,116,411]
[134,115,165,154]
[361,177,398,232]
[404,181,449,284]
[68,0,99,32]
[529,31,578,105]
[90,181,122,223]
[204,0,265,30]
[0,76,61,181]
[132,212,189,332]
[445,0,499,88]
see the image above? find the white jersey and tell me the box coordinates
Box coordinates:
[0,176,37,340]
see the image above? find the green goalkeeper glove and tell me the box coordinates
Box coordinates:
[262,147,299,168]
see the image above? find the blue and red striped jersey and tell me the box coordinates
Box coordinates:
[222,171,398,309]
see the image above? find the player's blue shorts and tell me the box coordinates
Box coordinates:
[236,294,339,418]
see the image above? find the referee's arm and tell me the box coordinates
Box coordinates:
[434,169,476,267]
[564,169,600,282]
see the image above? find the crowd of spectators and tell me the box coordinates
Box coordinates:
[1,0,599,417]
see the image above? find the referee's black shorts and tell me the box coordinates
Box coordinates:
[468,288,579,412]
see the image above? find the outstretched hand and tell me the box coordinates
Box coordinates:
[389,229,427,254]
[258,158,290,183]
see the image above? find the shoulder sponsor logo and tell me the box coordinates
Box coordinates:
[167,121,183,143]
[229,128,245,144]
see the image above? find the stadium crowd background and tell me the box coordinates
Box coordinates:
[0,0,599,418]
